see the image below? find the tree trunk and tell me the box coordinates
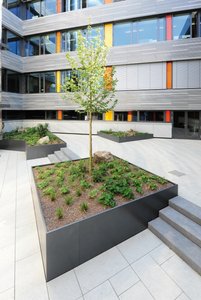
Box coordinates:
[89,112,93,176]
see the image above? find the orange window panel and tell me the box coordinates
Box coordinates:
[56,32,61,53]
[127,112,132,122]
[165,110,171,123]
[104,0,112,3]
[104,66,113,90]
[166,62,172,89]
[57,110,63,120]
[166,15,172,40]
[56,0,62,13]
[105,111,114,121]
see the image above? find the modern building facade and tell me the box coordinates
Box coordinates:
[1,0,201,139]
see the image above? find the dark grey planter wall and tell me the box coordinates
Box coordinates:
[26,142,66,160]
[0,140,26,151]
[32,166,178,282]
[98,132,153,143]
[0,139,66,159]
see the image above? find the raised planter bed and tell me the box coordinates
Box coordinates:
[0,139,66,160]
[31,158,178,281]
[97,131,153,143]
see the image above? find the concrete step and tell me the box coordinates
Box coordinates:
[48,154,60,163]
[61,148,80,160]
[169,196,201,226]
[54,150,69,162]
[160,206,201,248]
[149,218,201,276]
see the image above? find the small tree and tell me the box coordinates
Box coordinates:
[62,26,117,175]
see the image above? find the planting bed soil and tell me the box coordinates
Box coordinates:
[98,130,153,142]
[33,157,172,231]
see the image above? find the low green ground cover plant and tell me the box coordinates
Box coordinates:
[34,156,170,230]
[3,124,61,146]
[99,129,147,137]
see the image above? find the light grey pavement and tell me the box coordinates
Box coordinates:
[0,136,201,300]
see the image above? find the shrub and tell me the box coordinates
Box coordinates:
[80,180,91,189]
[89,189,99,199]
[37,179,50,190]
[76,189,82,197]
[60,186,70,195]
[36,123,48,138]
[98,192,116,208]
[55,207,63,219]
[149,183,158,190]
[65,196,73,206]
[121,187,134,199]
[80,202,89,212]
[43,187,56,201]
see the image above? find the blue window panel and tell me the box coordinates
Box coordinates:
[173,14,191,40]
[113,22,132,46]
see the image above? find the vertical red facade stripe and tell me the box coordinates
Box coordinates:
[166,15,172,40]
[165,111,171,123]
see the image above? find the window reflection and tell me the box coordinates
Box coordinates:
[45,72,56,93]
[114,17,166,46]
[28,73,40,93]
[42,34,56,54]
[62,26,103,52]
[7,31,21,55]
[173,14,191,40]
[114,23,132,46]
[27,36,40,56]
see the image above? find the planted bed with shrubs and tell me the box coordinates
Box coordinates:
[0,124,66,159]
[32,154,178,281]
[98,129,153,142]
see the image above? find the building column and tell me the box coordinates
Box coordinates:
[56,0,62,13]
[104,0,112,3]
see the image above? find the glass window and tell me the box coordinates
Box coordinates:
[7,31,21,55]
[61,70,72,85]
[158,17,166,41]
[7,0,20,17]
[173,14,191,40]
[82,26,104,42]
[45,72,56,93]
[62,31,78,52]
[26,1,41,19]
[41,0,57,16]
[113,22,132,46]
[7,70,20,93]
[42,33,56,54]
[87,0,103,7]
[138,19,158,43]
[27,36,40,56]
[28,73,40,93]
[140,111,164,122]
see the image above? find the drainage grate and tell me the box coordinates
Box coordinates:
[168,170,186,177]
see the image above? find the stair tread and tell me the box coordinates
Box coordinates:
[48,154,60,163]
[170,196,201,225]
[149,218,201,274]
[61,148,80,160]
[54,150,69,161]
[160,207,201,246]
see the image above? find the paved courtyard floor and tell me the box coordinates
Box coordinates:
[0,136,201,300]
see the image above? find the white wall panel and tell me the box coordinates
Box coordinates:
[116,63,166,91]
[173,60,201,88]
